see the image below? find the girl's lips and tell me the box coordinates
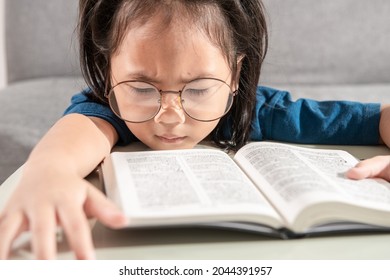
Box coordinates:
[157,135,187,144]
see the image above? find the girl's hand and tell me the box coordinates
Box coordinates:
[346,155,390,181]
[0,164,127,260]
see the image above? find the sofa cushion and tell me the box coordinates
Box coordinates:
[0,77,85,183]
[261,0,390,85]
[5,0,79,83]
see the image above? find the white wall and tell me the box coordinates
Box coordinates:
[0,0,6,89]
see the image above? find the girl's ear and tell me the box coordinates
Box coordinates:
[233,54,245,91]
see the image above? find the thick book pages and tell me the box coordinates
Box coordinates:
[103,148,283,230]
[102,142,390,238]
[234,142,390,235]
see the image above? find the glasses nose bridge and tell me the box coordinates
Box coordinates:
[159,89,182,109]
[159,89,182,95]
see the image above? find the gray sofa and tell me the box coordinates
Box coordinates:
[1,0,390,184]
[0,0,84,183]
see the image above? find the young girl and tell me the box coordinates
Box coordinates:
[1,0,390,260]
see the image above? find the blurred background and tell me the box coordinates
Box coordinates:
[0,0,82,184]
[0,0,6,90]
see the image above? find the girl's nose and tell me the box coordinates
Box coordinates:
[154,93,185,124]
[160,93,182,110]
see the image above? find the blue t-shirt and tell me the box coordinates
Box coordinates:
[64,86,381,145]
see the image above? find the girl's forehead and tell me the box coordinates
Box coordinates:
[126,8,202,41]
[112,3,233,57]
[118,11,221,56]
[110,3,235,79]
[119,20,225,62]
[111,15,232,84]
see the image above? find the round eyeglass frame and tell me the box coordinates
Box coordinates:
[105,78,238,123]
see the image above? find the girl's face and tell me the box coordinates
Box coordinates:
[110,14,235,150]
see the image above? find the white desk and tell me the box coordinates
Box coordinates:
[2,144,390,260]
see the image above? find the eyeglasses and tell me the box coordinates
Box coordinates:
[105,78,237,123]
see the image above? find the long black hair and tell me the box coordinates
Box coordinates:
[78,0,268,151]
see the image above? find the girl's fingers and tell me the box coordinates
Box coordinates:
[56,184,126,260]
[57,201,96,260]
[84,186,127,229]
[41,181,102,260]
[0,181,124,260]
[28,205,57,260]
[346,156,390,180]
[0,211,27,259]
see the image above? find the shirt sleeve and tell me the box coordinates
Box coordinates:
[250,86,381,145]
[63,91,138,145]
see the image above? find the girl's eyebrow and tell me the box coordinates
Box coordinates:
[123,72,222,84]
[123,72,160,83]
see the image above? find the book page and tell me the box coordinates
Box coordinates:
[103,149,282,228]
[234,142,390,225]
[294,149,390,207]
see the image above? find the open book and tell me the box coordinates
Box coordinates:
[102,142,390,238]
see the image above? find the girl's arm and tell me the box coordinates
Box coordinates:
[0,113,127,259]
[379,105,390,147]
[346,105,390,181]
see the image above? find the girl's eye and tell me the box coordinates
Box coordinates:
[127,85,157,95]
[131,87,155,94]
[185,88,209,95]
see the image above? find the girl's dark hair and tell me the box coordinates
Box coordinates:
[78,0,268,151]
